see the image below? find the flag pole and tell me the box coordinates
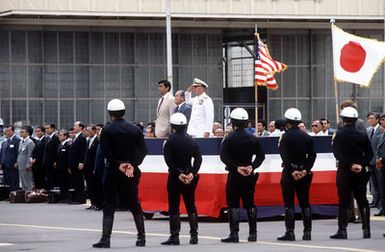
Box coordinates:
[330,18,339,124]
[334,79,339,124]
[166,0,173,92]
[254,24,258,129]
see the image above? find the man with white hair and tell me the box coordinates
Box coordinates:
[185,78,214,138]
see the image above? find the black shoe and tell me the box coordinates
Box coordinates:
[302,231,311,241]
[277,208,295,241]
[277,231,295,241]
[190,234,198,244]
[92,239,110,248]
[221,208,239,243]
[136,237,146,247]
[248,233,257,242]
[363,230,371,239]
[330,229,347,239]
[161,236,179,245]
[221,235,239,243]
[85,205,95,210]
[374,210,385,216]
[188,213,198,245]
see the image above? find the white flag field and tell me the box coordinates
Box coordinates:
[332,24,385,87]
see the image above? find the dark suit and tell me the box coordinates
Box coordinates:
[93,142,105,209]
[56,140,71,200]
[376,131,385,213]
[68,133,87,203]
[0,135,20,191]
[43,134,60,190]
[367,126,383,208]
[174,103,192,124]
[84,137,99,206]
[31,136,48,189]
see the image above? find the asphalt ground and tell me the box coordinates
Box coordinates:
[0,201,384,252]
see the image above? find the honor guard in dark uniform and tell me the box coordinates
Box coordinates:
[220,108,265,243]
[161,112,202,246]
[93,99,147,248]
[277,108,316,241]
[330,107,373,239]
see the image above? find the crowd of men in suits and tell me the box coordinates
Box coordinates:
[0,122,104,210]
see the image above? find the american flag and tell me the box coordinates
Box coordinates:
[254,33,287,90]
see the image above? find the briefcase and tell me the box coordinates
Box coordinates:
[0,185,10,201]
[25,190,48,203]
[9,190,26,203]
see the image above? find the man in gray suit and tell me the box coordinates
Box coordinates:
[174,90,192,124]
[17,126,35,190]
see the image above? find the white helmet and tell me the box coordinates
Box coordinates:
[230,108,249,121]
[107,99,125,111]
[170,112,187,125]
[284,108,302,121]
[340,107,358,119]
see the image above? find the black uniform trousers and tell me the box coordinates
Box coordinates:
[167,174,199,215]
[226,171,259,209]
[280,171,313,209]
[103,168,143,217]
[336,167,371,209]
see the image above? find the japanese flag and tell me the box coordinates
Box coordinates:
[332,24,385,87]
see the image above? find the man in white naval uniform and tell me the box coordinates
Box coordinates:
[185,78,214,138]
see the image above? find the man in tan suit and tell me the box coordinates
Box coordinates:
[155,80,176,138]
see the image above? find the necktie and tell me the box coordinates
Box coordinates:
[370,128,375,140]
[157,97,164,116]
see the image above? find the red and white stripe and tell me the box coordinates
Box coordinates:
[254,40,287,90]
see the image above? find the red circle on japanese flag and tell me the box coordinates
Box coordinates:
[340,41,366,72]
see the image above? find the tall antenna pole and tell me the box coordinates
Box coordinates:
[166,0,173,92]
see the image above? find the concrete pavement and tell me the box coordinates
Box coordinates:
[0,202,384,252]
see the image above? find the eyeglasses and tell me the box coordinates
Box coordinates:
[311,125,318,127]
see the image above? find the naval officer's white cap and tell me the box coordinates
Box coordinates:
[192,78,208,88]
